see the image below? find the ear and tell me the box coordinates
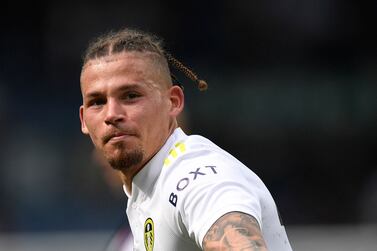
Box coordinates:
[169,85,184,117]
[79,105,89,134]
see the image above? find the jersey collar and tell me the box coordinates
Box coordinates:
[124,127,187,198]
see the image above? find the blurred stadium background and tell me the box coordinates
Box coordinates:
[0,1,376,250]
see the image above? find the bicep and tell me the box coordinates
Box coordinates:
[202,211,268,251]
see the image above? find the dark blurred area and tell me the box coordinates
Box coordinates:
[0,0,376,232]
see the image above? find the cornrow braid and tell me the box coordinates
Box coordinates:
[82,28,208,91]
[164,52,208,91]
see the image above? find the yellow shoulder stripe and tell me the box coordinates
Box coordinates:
[163,141,186,167]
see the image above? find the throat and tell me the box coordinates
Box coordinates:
[120,171,133,195]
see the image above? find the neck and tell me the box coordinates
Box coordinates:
[119,172,132,195]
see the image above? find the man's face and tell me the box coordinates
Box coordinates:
[80,52,183,174]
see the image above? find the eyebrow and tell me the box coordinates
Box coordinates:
[85,92,102,98]
[84,83,143,99]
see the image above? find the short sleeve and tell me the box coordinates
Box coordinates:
[177,162,265,248]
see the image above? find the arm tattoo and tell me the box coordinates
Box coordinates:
[203,212,268,251]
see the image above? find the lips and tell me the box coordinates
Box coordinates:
[102,130,137,144]
[103,131,135,144]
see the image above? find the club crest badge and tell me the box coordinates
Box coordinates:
[144,218,154,251]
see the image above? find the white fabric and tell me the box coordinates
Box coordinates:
[125,128,292,250]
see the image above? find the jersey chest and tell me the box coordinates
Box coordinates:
[127,192,200,251]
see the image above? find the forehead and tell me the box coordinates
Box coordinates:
[82,52,156,77]
[80,52,169,91]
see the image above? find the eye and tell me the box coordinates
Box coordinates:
[122,92,142,101]
[87,98,106,107]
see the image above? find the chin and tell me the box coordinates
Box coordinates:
[106,148,144,172]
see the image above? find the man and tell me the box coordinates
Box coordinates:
[79,28,292,251]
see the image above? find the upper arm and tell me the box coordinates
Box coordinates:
[202,211,269,251]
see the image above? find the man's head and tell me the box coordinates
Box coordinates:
[79,28,184,177]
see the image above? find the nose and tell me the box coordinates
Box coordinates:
[104,98,125,125]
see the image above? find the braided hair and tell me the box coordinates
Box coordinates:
[82,28,207,91]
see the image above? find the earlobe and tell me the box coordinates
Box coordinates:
[169,86,184,117]
[79,106,89,134]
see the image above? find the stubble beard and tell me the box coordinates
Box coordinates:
[104,142,144,172]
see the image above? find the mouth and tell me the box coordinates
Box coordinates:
[103,131,136,144]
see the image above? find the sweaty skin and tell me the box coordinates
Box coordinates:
[203,212,269,251]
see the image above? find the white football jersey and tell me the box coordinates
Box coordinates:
[125,128,292,251]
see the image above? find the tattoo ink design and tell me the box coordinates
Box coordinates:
[203,212,268,251]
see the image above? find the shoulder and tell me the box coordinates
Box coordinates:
[157,133,276,247]
[160,133,267,208]
[162,134,248,182]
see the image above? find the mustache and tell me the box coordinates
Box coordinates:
[102,128,138,144]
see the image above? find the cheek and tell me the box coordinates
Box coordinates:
[145,101,169,124]
[90,127,101,144]
[84,114,103,145]
[147,106,171,136]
